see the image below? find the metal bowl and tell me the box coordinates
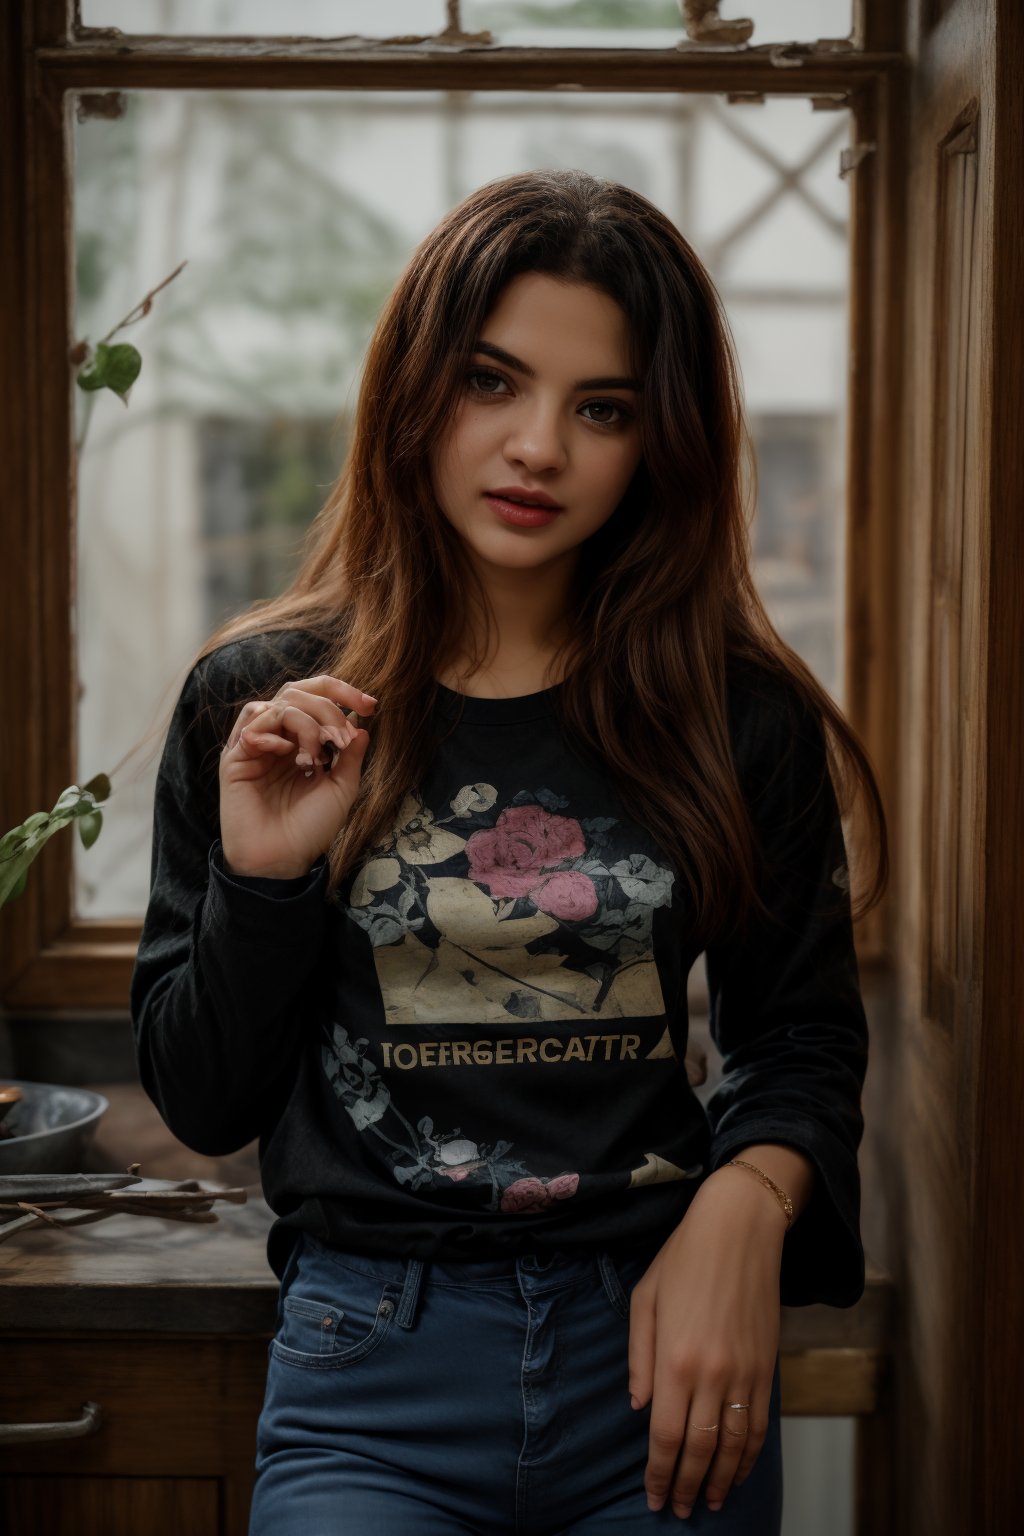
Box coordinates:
[0,1079,109,1174]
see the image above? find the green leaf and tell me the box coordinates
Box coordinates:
[82,772,111,802]
[76,342,142,402]
[0,778,113,908]
[77,809,103,850]
[0,842,43,907]
[17,811,50,836]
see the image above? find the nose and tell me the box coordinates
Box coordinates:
[503,399,568,475]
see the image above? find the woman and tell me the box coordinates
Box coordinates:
[131,168,887,1533]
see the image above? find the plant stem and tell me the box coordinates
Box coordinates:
[97,258,188,345]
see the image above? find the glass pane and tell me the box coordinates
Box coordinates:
[463,0,853,48]
[463,0,686,49]
[80,0,854,45]
[80,1,450,37]
[73,88,850,918]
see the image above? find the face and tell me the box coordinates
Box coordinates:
[428,271,645,582]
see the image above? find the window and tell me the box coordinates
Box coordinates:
[1,0,896,1005]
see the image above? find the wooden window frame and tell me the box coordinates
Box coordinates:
[0,0,905,1010]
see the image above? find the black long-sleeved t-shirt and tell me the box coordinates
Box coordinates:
[130,628,870,1308]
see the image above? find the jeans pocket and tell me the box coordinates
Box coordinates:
[597,1246,662,1323]
[269,1235,400,1371]
[596,1251,632,1321]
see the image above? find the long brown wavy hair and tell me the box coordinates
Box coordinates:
[184,167,888,946]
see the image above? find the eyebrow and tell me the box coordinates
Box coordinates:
[472,339,643,392]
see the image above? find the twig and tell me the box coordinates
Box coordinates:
[0,1171,246,1243]
[97,259,188,346]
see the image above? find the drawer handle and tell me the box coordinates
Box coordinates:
[0,1400,103,1444]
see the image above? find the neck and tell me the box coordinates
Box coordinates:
[455,551,576,669]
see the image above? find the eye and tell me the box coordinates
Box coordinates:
[465,368,634,429]
[466,368,510,395]
[580,400,634,428]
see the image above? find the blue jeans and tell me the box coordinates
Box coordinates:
[250,1230,783,1535]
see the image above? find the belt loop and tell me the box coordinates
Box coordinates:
[395,1256,424,1329]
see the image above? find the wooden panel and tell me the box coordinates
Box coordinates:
[0,2,78,1002]
[779,1348,888,1417]
[1,1477,220,1536]
[43,40,902,94]
[975,4,1024,1533]
[874,2,1024,1534]
[0,1337,266,1536]
[0,1338,266,1473]
[899,74,986,1536]
[923,104,981,1045]
[0,4,46,999]
[844,66,903,963]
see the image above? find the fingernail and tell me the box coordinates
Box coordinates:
[675,1505,692,1519]
[361,692,377,703]
[708,1499,723,1510]
[630,1394,641,1410]
[647,1496,664,1513]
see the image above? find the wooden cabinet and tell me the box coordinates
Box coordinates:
[0,1336,265,1536]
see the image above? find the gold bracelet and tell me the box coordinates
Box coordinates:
[727,1158,794,1230]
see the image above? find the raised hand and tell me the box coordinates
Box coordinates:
[219,674,377,880]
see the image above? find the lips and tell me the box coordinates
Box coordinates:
[486,485,564,510]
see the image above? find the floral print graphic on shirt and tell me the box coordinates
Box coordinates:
[340,785,677,1031]
[320,1018,581,1209]
[321,1019,697,1211]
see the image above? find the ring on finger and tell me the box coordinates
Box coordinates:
[690,1399,750,1433]
[722,1401,750,1437]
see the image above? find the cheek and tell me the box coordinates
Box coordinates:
[431,413,484,491]
[428,432,462,503]
[591,440,644,504]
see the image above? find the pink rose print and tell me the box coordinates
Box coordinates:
[544,1173,580,1199]
[530,870,598,922]
[501,1177,547,1213]
[500,1172,580,1213]
[467,805,588,900]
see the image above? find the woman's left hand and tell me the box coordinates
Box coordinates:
[627,1168,787,1520]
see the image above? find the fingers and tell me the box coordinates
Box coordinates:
[626,1275,656,1411]
[284,674,377,717]
[646,1362,764,1519]
[226,678,375,762]
[644,1348,691,1514]
[729,1372,771,1488]
[229,701,355,769]
[664,1395,727,1518]
[701,1391,755,1512]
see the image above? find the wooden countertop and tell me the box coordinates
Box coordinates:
[0,1083,277,1334]
[0,1083,895,1367]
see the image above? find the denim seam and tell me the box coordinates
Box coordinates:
[596,1251,630,1320]
[515,1298,534,1535]
[395,1257,423,1329]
